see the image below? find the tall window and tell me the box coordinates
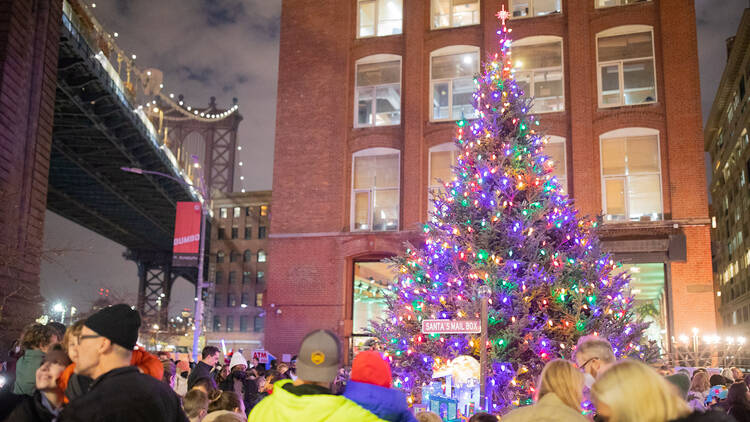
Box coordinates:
[600,128,662,222]
[431,0,480,29]
[260,205,268,217]
[513,36,564,113]
[597,26,656,107]
[233,207,241,218]
[213,316,221,331]
[215,271,223,284]
[353,261,396,335]
[428,143,459,214]
[244,226,252,239]
[230,251,239,263]
[355,55,401,128]
[240,316,249,332]
[258,226,267,239]
[596,0,651,8]
[231,227,238,239]
[243,271,252,284]
[214,293,222,307]
[257,271,265,283]
[243,250,252,262]
[431,46,479,121]
[220,208,227,219]
[254,316,264,332]
[241,292,249,306]
[352,148,400,231]
[226,316,233,332]
[227,293,236,307]
[545,136,567,192]
[510,0,561,18]
[216,251,225,263]
[228,271,236,284]
[257,250,267,263]
[255,293,263,307]
[218,227,226,240]
[358,0,402,38]
[245,207,251,217]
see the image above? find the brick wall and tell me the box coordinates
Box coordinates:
[0,0,62,352]
[267,0,715,356]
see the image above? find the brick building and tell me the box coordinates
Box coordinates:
[706,8,750,334]
[206,191,271,352]
[267,0,715,358]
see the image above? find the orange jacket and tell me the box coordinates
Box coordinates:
[58,348,164,403]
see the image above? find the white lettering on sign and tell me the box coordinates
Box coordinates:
[421,319,482,334]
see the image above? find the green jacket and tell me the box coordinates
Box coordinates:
[13,349,45,395]
[248,379,386,422]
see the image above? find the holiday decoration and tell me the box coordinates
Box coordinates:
[370,6,652,414]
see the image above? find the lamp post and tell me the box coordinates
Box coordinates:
[477,284,492,411]
[121,165,208,362]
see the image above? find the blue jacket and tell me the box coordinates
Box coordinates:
[343,381,418,422]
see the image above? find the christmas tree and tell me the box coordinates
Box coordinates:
[370,7,651,413]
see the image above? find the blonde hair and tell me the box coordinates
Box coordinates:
[591,360,690,422]
[690,371,710,393]
[536,359,584,411]
[416,412,443,422]
[62,320,85,354]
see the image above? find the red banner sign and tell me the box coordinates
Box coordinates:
[422,319,481,334]
[172,201,201,267]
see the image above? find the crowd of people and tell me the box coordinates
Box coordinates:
[1,304,750,422]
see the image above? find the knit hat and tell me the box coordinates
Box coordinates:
[351,351,392,388]
[296,330,341,383]
[665,373,690,399]
[84,304,141,350]
[229,352,247,371]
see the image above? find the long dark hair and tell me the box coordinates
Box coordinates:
[727,382,750,408]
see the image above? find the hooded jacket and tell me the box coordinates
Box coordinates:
[342,350,417,422]
[13,349,44,396]
[248,379,386,422]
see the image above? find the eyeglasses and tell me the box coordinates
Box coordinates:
[579,357,599,371]
[78,335,102,343]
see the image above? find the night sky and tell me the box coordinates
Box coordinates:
[40,0,748,317]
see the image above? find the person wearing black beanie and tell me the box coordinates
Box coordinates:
[59,304,188,422]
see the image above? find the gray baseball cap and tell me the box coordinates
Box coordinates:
[296,330,341,383]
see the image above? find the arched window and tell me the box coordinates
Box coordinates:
[596,25,656,107]
[229,251,239,263]
[257,250,267,263]
[545,136,567,192]
[600,127,662,222]
[355,54,402,128]
[512,36,564,113]
[428,142,459,216]
[243,249,252,262]
[430,46,480,121]
[351,148,400,231]
[216,251,225,263]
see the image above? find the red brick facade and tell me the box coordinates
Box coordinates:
[0,0,62,352]
[267,0,715,358]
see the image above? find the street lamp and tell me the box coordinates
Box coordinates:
[121,163,209,362]
[53,303,65,324]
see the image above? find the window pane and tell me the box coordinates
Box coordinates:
[452,78,476,120]
[357,87,374,126]
[533,0,561,15]
[511,0,529,17]
[622,59,655,105]
[357,60,401,86]
[354,155,376,189]
[432,52,477,79]
[359,0,376,37]
[432,0,451,28]
[258,251,267,263]
[545,141,566,182]
[244,226,252,239]
[597,0,618,7]
[243,271,252,283]
[605,178,626,220]
[600,64,620,105]
[372,189,399,231]
[432,82,451,120]
[598,32,653,62]
[213,316,220,331]
[240,316,248,332]
[452,0,480,27]
[228,271,236,284]
[430,150,454,186]
[377,0,402,36]
[513,42,562,70]
[533,70,564,112]
[214,294,222,307]
[354,191,370,230]
[374,153,399,188]
[628,174,661,220]
[226,316,233,332]
[258,226,266,239]
[601,138,627,175]
[516,71,531,97]
[353,262,396,335]
[260,205,268,216]
[231,227,238,239]
[215,271,223,284]
[220,208,227,218]
[254,317,264,332]
[257,271,265,283]
[233,207,240,218]
[375,85,400,126]
[256,293,263,307]
[627,135,659,173]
